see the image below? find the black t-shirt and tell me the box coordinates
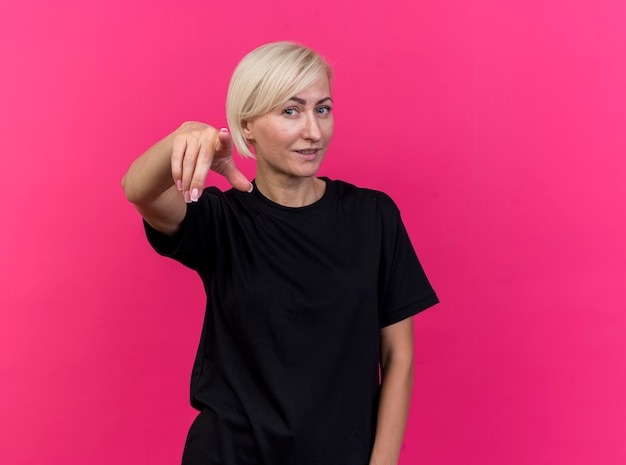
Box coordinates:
[145,178,438,465]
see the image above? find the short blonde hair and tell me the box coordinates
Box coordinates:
[226,41,333,158]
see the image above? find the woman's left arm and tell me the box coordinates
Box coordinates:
[369,317,415,465]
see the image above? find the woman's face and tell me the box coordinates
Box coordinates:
[243,75,334,181]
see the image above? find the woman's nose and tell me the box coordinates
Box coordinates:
[302,113,322,141]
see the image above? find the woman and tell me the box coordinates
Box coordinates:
[122,41,438,465]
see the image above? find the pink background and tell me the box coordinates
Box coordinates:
[1,0,625,463]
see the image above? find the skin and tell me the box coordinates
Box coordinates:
[121,122,250,235]
[122,75,414,465]
[370,317,415,465]
[242,76,334,206]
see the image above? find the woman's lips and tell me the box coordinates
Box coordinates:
[295,148,321,160]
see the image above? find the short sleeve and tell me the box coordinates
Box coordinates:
[143,188,222,274]
[378,199,439,327]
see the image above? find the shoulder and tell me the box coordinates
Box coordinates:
[328,178,400,215]
[197,185,262,221]
[182,186,239,225]
[195,186,243,209]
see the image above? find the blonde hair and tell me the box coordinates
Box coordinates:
[226,41,333,158]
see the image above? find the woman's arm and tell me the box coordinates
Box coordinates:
[369,317,415,465]
[121,122,251,235]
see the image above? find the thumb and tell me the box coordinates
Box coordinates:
[216,128,253,193]
[215,127,234,156]
[224,164,253,193]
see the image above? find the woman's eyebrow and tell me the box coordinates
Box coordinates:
[288,96,333,105]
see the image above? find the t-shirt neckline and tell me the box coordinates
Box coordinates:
[250,177,336,218]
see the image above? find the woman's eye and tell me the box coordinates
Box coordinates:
[317,106,332,115]
[283,108,297,116]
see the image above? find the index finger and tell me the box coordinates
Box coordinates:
[171,133,187,191]
[189,140,215,201]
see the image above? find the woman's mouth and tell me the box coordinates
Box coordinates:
[295,148,321,160]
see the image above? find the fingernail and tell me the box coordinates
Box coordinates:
[191,188,199,202]
[220,127,229,133]
[247,183,254,193]
[184,190,191,203]
[176,179,182,191]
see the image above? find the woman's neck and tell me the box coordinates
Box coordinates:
[254,175,326,207]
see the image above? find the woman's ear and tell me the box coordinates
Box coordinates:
[242,120,253,140]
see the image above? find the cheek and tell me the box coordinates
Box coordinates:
[323,120,334,139]
[268,125,297,144]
